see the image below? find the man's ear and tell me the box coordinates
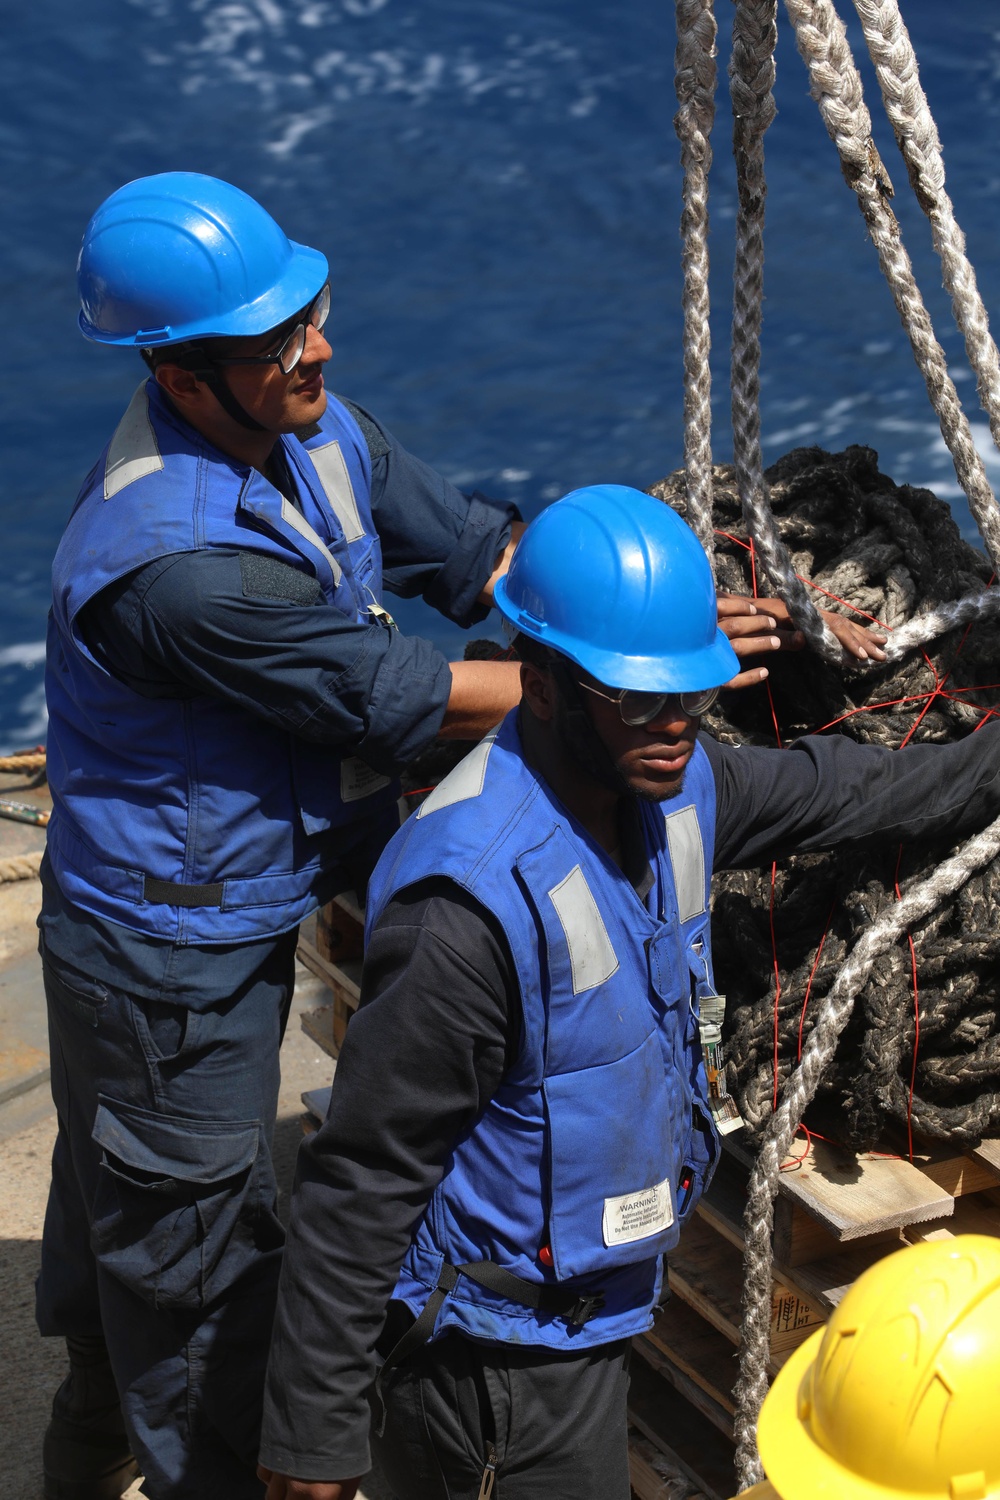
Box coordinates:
[520,661,558,723]
[154,362,209,411]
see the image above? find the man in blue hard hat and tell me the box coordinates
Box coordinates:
[256,486,1000,1500]
[38,173,874,1500]
[38,170,534,1500]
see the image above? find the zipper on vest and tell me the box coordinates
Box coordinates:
[478,1440,498,1500]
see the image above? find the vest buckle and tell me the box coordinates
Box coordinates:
[567,1292,606,1326]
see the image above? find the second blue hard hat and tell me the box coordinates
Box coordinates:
[77,172,328,347]
[494,485,739,692]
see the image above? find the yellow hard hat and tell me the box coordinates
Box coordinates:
[757,1235,1000,1500]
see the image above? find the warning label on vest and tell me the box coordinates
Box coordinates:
[340,757,392,803]
[602,1178,674,1247]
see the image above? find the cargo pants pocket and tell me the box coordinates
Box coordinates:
[90,1095,281,1312]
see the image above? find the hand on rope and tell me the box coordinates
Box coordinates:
[718,593,887,689]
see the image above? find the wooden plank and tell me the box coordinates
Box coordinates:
[296,936,361,1002]
[778,1233,901,1317]
[902,1193,1000,1244]
[968,1139,1000,1181]
[909,1147,998,1198]
[645,1300,738,1415]
[296,938,361,1051]
[668,1218,743,1345]
[668,1217,821,1367]
[769,1286,824,1363]
[628,1347,735,1499]
[331,888,366,928]
[772,1198,850,1268]
[628,1430,710,1500]
[698,1154,887,1282]
[634,1335,735,1441]
[317,901,364,965]
[300,1003,337,1059]
[726,1132,954,1240]
[696,1161,748,1253]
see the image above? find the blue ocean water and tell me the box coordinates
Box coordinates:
[2,0,999,748]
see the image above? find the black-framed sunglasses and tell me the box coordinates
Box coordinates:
[578,679,720,725]
[212,283,332,376]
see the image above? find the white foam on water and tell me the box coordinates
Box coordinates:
[0,676,47,754]
[128,0,632,154]
[0,641,46,669]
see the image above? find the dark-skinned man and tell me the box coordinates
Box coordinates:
[258,485,997,1500]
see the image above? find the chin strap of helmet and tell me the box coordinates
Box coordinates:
[547,655,630,795]
[161,345,268,433]
[198,368,268,433]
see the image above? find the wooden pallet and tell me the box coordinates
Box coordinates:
[297,891,365,1058]
[637,1126,1000,1494]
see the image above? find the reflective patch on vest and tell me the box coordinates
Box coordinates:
[340,757,392,803]
[663,805,706,922]
[547,865,619,994]
[307,440,365,542]
[280,497,343,585]
[415,729,498,819]
[104,384,164,499]
[602,1177,674,1247]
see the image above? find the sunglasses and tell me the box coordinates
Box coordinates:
[578,679,720,725]
[213,283,332,376]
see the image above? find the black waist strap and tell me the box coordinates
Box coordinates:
[143,876,224,907]
[374,1261,606,1435]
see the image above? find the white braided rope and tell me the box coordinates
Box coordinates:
[0,849,43,883]
[733,809,1000,1488]
[883,584,1000,660]
[729,0,843,660]
[783,0,1000,580]
[854,0,1000,469]
[674,0,718,567]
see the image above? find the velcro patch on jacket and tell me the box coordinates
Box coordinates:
[602,1178,674,1247]
[337,396,391,464]
[547,864,619,993]
[239,552,323,605]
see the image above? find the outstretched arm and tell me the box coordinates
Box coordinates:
[705,722,1000,871]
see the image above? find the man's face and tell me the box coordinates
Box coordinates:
[212,313,332,434]
[576,670,701,802]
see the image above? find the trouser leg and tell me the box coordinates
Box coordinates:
[35,934,296,1500]
[37,988,104,1338]
[373,1330,632,1500]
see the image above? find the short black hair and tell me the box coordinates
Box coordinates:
[140,340,217,374]
[511,631,558,669]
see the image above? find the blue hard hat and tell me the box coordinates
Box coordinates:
[77,172,329,347]
[494,485,740,692]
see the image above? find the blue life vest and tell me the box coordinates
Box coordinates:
[46,378,399,944]
[366,711,721,1350]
